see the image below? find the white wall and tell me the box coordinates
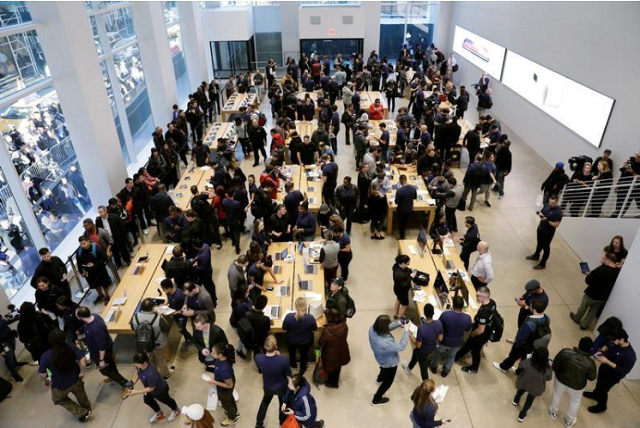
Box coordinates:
[559,218,640,269]
[599,225,640,379]
[362,2,381,56]
[298,6,365,40]
[280,1,300,57]
[445,2,640,170]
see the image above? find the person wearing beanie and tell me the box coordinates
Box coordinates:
[515,279,549,328]
[182,403,215,428]
[550,337,597,427]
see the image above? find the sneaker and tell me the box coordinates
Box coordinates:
[549,407,558,420]
[533,264,546,270]
[78,410,92,423]
[371,397,390,406]
[168,409,181,421]
[498,194,503,199]
[512,399,519,406]
[150,412,166,424]
[525,254,540,261]
[143,229,149,236]
[441,370,449,378]
[92,295,105,305]
[493,362,507,373]
[518,414,526,423]
[461,366,477,374]
[11,373,23,382]
[429,366,438,375]
[484,201,491,207]
[402,361,412,375]
[236,349,247,360]
[564,418,577,427]
[221,415,240,426]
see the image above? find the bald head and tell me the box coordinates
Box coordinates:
[477,241,489,253]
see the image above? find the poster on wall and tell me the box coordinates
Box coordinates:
[502,51,615,148]
[452,25,506,80]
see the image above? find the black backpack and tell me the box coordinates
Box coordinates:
[488,305,504,343]
[134,314,159,353]
[344,293,356,318]
[237,318,254,348]
[251,189,275,219]
[527,315,552,350]
[191,196,215,220]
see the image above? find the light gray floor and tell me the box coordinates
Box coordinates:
[2,94,639,428]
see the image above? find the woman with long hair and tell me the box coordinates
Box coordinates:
[393,254,414,319]
[251,218,270,254]
[512,347,553,422]
[590,160,613,218]
[205,343,240,426]
[283,297,318,375]
[604,234,628,268]
[55,296,85,348]
[17,301,56,363]
[283,374,324,427]
[410,379,451,427]
[38,329,91,421]
[246,240,264,265]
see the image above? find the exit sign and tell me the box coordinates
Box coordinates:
[328,28,335,35]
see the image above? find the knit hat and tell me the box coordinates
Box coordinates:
[332,278,345,287]
[555,162,565,169]
[181,404,204,421]
[524,279,541,292]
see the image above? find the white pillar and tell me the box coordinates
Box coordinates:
[179,1,209,87]
[280,1,300,59]
[598,224,640,379]
[27,1,127,202]
[130,1,177,128]
[363,1,382,56]
[435,1,453,50]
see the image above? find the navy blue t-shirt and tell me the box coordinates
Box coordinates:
[539,203,563,234]
[439,310,472,348]
[282,313,318,345]
[167,288,186,310]
[416,320,443,354]
[214,358,235,393]
[379,130,390,149]
[337,233,351,250]
[322,162,339,187]
[83,315,113,360]
[255,354,291,392]
[138,363,167,397]
[395,184,417,214]
[523,290,549,309]
[39,345,84,390]
[248,262,266,286]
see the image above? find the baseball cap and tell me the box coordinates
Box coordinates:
[181,404,204,421]
[525,279,541,292]
[555,162,565,169]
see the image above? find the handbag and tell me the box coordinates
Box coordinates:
[312,353,327,386]
[281,414,300,428]
[457,198,466,211]
[452,64,459,72]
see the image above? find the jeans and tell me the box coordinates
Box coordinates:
[323,265,338,290]
[172,314,193,342]
[341,204,355,235]
[462,185,479,210]
[533,229,555,267]
[572,294,604,329]
[143,385,179,413]
[219,387,238,419]
[256,389,286,427]
[496,170,507,196]
[338,251,353,281]
[288,341,312,375]
[373,366,398,401]
[551,378,583,424]
[430,344,460,374]
[455,335,488,371]
[408,348,434,380]
[51,379,91,417]
[513,389,536,418]
[380,147,390,163]
[2,337,20,378]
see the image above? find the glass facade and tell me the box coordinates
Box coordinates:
[254,5,282,67]
[0,1,31,28]
[379,1,438,62]
[0,30,50,100]
[163,1,189,101]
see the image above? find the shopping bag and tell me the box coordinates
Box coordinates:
[312,352,327,387]
[281,413,300,428]
[233,388,239,402]
[206,385,218,411]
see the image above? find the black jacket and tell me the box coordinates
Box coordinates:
[149,192,175,221]
[392,263,412,293]
[495,148,513,173]
[35,285,65,314]
[163,257,198,289]
[96,214,128,244]
[541,169,570,194]
[553,347,597,390]
[30,257,67,289]
[461,224,480,254]
[193,324,228,362]
[247,309,271,352]
[584,264,619,301]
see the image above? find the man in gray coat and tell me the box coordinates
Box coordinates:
[227,255,248,298]
[130,298,172,378]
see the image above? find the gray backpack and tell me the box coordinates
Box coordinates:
[134,314,158,353]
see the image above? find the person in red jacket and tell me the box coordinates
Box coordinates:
[259,165,280,200]
[368,98,385,120]
[318,309,350,388]
[270,129,285,153]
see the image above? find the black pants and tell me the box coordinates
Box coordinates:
[99,350,129,386]
[373,366,398,401]
[212,97,221,115]
[239,138,251,156]
[592,364,624,409]
[172,314,193,342]
[219,387,239,419]
[517,307,533,328]
[533,229,555,266]
[112,241,131,267]
[330,135,338,154]
[398,212,411,239]
[326,367,342,387]
[228,223,241,250]
[470,275,483,291]
[338,251,353,281]
[445,206,457,231]
[252,142,267,164]
[459,249,475,270]
[256,389,285,428]
[341,204,355,234]
[499,346,528,371]
[288,341,312,375]
[387,95,396,112]
[323,183,336,207]
[143,385,178,413]
[455,335,488,370]
[408,348,433,380]
[198,270,217,306]
[513,390,536,418]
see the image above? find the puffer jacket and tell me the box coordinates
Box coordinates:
[285,383,318,428]
[553,347,597,390]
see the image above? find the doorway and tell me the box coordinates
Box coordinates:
[210,37,256,79]
[299,38,363,62]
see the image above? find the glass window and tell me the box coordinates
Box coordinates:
[103,6,136,50]
[220,1,279,6]
[85,1,124,11]
[0,167,37,299]
[90,16,104,56]
[167,23,190,101]
[0,87,91,251]
[0,1,31,28]
[100,60,130,164]
[300,1,360,6]
[254,5,282,67]
[0,30,50,100]
[162,1,179,25]
[379,1,438,63]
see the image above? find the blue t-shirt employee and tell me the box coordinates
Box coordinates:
[526,194,563,269]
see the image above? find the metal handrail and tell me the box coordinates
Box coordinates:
[559,176,639,219]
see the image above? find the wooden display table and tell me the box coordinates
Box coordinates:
[386,165,437,235]
[368,119,398,149]
[299,165,323,213]
[358,91,389,118]
[296,91,321,120]
[174,166,210,210]
[221,92,257,122]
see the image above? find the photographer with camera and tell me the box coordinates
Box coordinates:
[613,150,640,217]
[1,310,27,382]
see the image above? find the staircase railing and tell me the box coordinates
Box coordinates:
[559,176,640,219]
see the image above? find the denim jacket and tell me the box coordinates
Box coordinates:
[369,320,409,368]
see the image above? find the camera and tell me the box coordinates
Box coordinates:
[620,157,634,172]
[3,304,20,324]
[568,155,593,172]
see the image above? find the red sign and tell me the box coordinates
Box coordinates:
[328,29,335,35]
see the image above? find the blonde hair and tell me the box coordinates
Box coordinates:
[264,335,278,352]
[413,379,438,412]
[295,297,307,320]
[598,160,611,173]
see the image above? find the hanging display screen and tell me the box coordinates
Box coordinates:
[452,25,506,80]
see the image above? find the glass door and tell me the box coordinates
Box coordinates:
[210,37,256,78]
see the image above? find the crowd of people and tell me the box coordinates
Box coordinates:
[0,39,636,428]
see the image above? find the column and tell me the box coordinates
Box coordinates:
[27,1,127,203]
[280,1,300,59]
[435,1,453,50]
[130,1,178,128]
[179,1,209,88]
[598,224,640,379]
[363,1,382,56]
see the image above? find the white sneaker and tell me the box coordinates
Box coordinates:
[493,362,507,373]
[549,407,558,420]
[149,412,165,424]
[168,409,181,421]
[143,229,149,235]
[402,361,411,375]
[564,418,577,428]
